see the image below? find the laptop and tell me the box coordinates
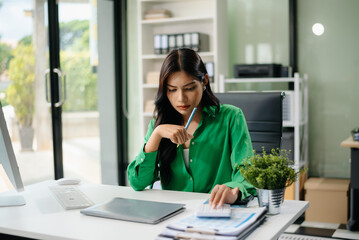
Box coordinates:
[80,197,185,224]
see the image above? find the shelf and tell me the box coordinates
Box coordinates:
[283,120,308,128]
[142,51,214,60]
[220,74,309,201]
[143,112,154,117]
[283,121,295,127]
[141,16,213,25]
[223,78,297,84]
[140,0,200,2]
[138,0,228,137]
[143,84,158,88]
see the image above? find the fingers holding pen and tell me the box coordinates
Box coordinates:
[176,127,188,144]
[155,107,197,146]
[177,127,193,144]
[157,124,193,145]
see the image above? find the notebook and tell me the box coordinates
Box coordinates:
[80,197,185,224]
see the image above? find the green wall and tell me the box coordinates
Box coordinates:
[228,0,289,71]
[127,0,358,179]
[298,0,359,178]
[227,0,289,92]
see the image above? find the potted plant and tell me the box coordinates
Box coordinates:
[6,42,35,151]
[239,148,306,214]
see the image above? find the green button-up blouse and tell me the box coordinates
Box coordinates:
[127,104,256,200]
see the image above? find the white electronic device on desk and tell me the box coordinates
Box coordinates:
[0,102,26,207]
[196,203,231,218]
[49,185,94,210]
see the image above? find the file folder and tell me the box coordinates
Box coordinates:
[168,34,176,51]
[160,34,169,54]
[159,212,266,240]
[205,62,214,83]
[183,33,191,49]
[191,32,209,52]
[158,207,267,239]
[176,34,184,49]
[154,34,161,54]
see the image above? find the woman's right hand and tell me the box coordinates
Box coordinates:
[155,124,193,145]
[144,124,193,153]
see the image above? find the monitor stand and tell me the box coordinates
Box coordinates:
[0,195,26,207]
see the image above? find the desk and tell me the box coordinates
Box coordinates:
[341,137,359,231]
[0,181,308,240]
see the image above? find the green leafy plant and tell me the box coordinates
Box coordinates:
[6,42,35,127]
[240,148,307,190]
[60,50,97,111]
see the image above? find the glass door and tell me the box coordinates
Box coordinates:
[0,0,101,185]
[57,1,100,183]
[0,0,54,185]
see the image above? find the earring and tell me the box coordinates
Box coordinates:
[203,86,207,91]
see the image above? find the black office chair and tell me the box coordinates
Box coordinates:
[215,92,283,154]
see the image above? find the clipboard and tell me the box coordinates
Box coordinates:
[159,207,267,239]
[80,197,185,224]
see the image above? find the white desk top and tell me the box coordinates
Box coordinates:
[0,181,308,240]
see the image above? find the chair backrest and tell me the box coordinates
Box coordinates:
[215,92,283,154]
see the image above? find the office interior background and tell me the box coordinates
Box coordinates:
[0,0,358,192]
[127,0,359,182]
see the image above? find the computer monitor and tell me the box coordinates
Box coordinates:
[0,102,26,207]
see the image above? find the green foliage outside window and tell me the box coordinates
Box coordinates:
[60,20,90,51]
[61,51,97,111]
[6,43,35,127]
[59,19,98,111]
[0,42,12,74]
[3,19,97,114]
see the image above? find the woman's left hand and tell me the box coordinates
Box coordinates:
[209,184,239,208]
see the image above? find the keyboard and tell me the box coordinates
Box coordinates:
[196,203,231,218]
[49,186,94,210]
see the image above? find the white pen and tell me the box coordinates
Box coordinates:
[177,107,197,148]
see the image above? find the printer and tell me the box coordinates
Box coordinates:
[233,64,282,78]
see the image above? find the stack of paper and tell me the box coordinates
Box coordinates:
[144,100,155,113]
[146,71,160,84]
[144,9,171,20]
[158,207,267,239]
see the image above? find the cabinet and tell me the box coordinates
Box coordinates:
[138,0,228,137]
[219,73,309,200]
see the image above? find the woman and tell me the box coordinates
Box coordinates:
[127,48,255,207]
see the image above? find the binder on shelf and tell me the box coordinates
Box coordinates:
[191,32,209,52]
[154,32,210,54]
[282,91,294,123]
[205,62,214,83]
[176,34,184,49]
[158,207,267,239]
[183,33,191,49]
[168,34,176,52]
[160,34,169,54]
[154,34,161,55]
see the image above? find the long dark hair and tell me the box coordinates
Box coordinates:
[154,48,219,185]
